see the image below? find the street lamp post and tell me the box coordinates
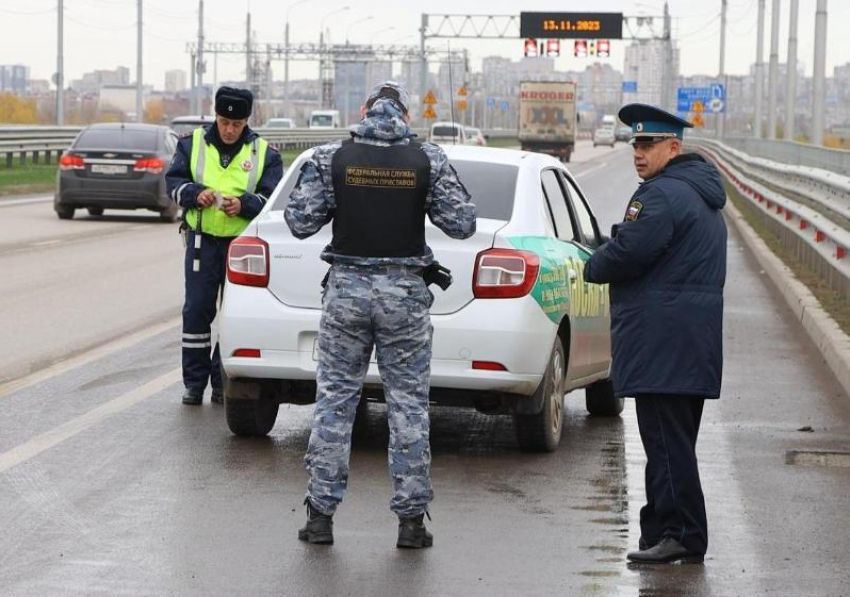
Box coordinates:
[319,6,351,108]
[284,0,309,106]
[346,16,374,45]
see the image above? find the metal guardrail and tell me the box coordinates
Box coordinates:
[691,138,850,301]
[0,126,518,168]
[719,136,850,178]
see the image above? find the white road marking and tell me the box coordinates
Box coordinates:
[0,367,181,475]
[0,196,53,208]
[575,162,608,179]
[0,315,182,398]
[30,239,63,247]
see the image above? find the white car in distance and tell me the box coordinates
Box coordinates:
[219,145,620,451]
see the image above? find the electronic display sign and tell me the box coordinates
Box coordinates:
[520,12,623,40]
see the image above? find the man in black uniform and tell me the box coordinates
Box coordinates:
[166,87,283,405]
[585,104,727,564]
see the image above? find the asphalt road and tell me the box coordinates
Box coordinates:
[1,141,848,596]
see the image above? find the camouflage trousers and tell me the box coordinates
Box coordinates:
[305,264,435,518]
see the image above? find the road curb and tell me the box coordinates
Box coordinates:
[724,198,850,399]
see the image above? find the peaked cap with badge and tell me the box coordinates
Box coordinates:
[618,103,693,143]
[215,86,253,120]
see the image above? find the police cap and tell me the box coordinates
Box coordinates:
[365,81,410,115]
[215,86,253,120]
[618,103,693,144]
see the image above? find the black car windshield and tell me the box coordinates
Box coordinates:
[273,158,516,222]
[75,128,159,151]
[432,126,461,137]
[311,115,334,126]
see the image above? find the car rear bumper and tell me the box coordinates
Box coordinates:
[220,283,556,398]
[56,175,169,210]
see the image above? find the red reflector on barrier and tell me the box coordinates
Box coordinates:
[838,247,846,260]
[233,348,261,358]
[785,211,793,221]
[800,221,809,230]
[816,231,826,243]
[472,361,507,371]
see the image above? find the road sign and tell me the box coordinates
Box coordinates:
[458,86,468,97]
[692,100,705,113]
[423,91,437,105]
[622,81,637,93]
[520,12,624,39]
[677,85,726,113]
[501,101,509,111]
[691,114,705,128]
[487,97,496,108]
[457,101,468,111]
[423,106,437,119]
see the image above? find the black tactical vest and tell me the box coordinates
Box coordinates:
[330,139,431,258]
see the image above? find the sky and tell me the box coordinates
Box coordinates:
[1,0,847,89]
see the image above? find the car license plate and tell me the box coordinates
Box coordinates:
[91,164,127,175]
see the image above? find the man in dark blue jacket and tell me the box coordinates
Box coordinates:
[166,87,283,405]
[585,104,727,564]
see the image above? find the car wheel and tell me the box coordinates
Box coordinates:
[160,204,179,222]
[514,340,566,452]
[56,206,75,220]
[224,376,279,436]
[585,379,624,416]
[87,207,104,216]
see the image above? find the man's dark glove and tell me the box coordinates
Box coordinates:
[423,262,452,291]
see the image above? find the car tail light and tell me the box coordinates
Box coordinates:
[233,348,261,358]
[134,157,166,174]
[472,361,507,371]
[473,248,540,299]
[227,237,269,287]
[59,154,85,170]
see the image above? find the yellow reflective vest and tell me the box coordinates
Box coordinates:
[185,128,268,238]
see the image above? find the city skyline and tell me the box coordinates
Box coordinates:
[1,0,847,89]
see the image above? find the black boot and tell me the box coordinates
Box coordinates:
[627,537,704,564]
[210,387,224,404]
[298,499,333,545]
[182,387,203,405]
[396,513,433,549]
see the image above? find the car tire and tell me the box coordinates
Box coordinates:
[56,206,75,220]
[87,207,104,216]
[514,340,566,452]
[160,204,179,222]
[585,379,624,416]
[224,376,279,437]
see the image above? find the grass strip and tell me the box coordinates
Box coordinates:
[724,179,850,335]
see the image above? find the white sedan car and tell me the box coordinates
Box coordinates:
[219,145,620,451]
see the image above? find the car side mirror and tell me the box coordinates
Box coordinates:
[484,134,490,141]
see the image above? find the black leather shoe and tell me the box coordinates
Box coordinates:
[210,387,224,404]
[181,387,203,405]
[397,513,433,549]
[627,537,704,564]
[298,499,333,545]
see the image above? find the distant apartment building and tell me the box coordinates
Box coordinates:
[623,40,679,110]
[72,67,131,94]
[165,69,187,93]
[333,58,393,126]
[0,64,30,94]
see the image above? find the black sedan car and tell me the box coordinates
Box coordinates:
[54,123,180,221]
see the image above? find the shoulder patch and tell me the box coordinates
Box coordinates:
[624,199,644,222]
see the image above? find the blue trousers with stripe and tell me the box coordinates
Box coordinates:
[182,231,233,391]
[635,394,707,555]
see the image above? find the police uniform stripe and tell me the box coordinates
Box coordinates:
[182,333,211,339]
[173,182,191,205]
[194,134,206,182]
[182,341,212,349]
[246,138,260,193]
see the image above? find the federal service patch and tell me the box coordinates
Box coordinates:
[624,199,644,222]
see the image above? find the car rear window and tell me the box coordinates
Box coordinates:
[273,157,516,222]
[432,126,461,137]
[75,128,159,151]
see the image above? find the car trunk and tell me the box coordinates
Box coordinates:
[258,212,505,315]
[72,149,156,181]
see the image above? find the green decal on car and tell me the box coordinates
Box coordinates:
[507,236,609,323]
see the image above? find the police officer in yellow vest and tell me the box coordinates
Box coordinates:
[166,87,283,405]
